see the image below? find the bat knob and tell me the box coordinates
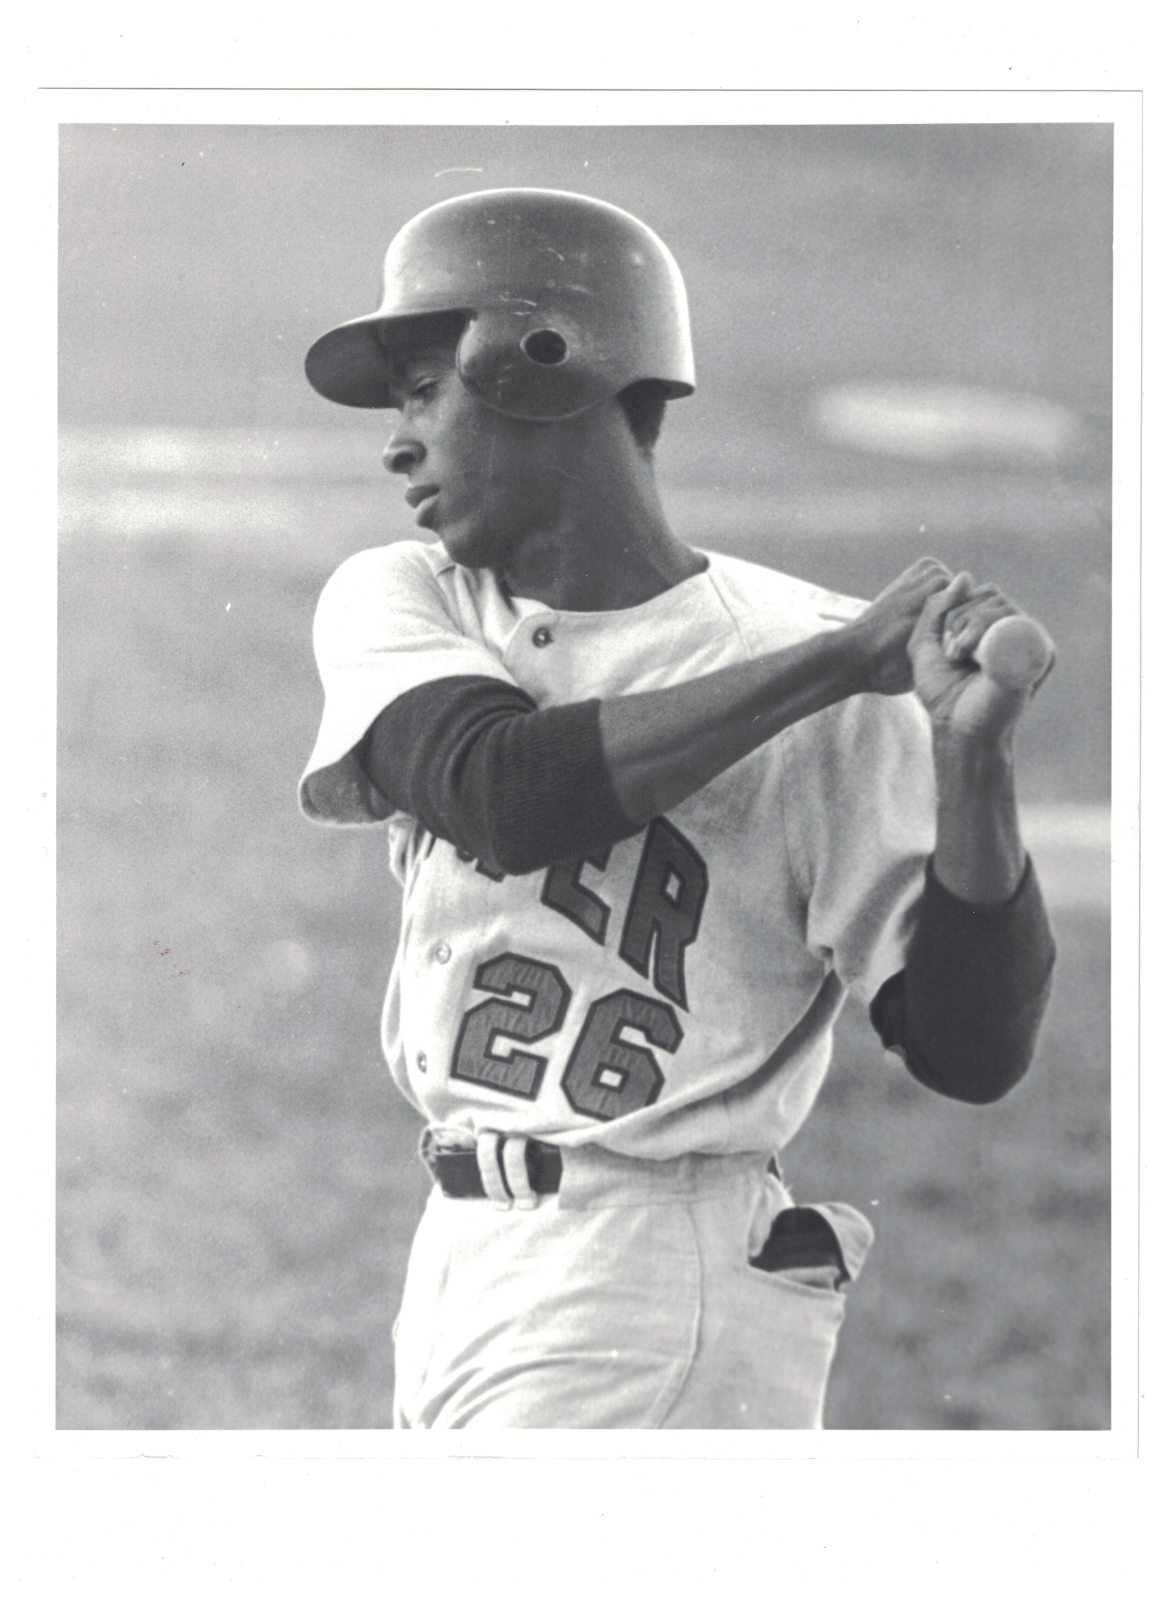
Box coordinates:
[973,615,1054,692]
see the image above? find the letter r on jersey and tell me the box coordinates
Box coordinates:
[618,818,708,1010]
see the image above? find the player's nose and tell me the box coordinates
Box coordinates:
[383,427,425,475]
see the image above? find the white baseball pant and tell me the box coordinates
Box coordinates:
[392,1144,873,1429]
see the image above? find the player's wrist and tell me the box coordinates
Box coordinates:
[931,719,1017,787]
[929,711,1019,770]
[830,617,899,697]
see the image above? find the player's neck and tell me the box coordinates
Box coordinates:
[497,445,704,613]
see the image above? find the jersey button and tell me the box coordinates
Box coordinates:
[532,625,553,648]
[416,1051,428,1073]
[434,942,451,964]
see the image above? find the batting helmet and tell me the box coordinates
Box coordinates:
[304,188,696,421]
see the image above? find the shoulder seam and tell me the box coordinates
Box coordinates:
[700,557,764,660]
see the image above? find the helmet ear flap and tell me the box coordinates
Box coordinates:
[456,305,615,421]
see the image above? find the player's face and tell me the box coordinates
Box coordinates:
[383,332,581,573]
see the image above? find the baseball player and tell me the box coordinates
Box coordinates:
[299,189,1056,1429]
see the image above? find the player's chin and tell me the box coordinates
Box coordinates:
[434,520,494,571]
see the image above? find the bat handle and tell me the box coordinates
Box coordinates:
[972,615,1055,692]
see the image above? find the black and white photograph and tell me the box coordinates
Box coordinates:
[53,115,1123,1442]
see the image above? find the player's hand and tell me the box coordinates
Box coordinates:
[908,571,1055,739]
[846,557,957,695]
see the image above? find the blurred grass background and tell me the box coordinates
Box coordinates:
[57,124,1111,1430]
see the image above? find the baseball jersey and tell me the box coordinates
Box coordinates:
[300,540,937,1161]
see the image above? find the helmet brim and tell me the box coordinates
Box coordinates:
[305,309,471,409]
[304,314,394,408]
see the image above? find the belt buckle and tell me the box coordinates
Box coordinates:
[419,1125,475,1177]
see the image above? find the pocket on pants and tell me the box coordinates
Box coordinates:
[749,1199,875,1291]
[662,1184,849,1429]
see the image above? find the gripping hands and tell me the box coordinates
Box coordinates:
[848,559,1055,739]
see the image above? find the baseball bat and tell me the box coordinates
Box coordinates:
[968,615,1055,692]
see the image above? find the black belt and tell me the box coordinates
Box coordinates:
[425,1136,564,1199]
[425,1143,786,1202]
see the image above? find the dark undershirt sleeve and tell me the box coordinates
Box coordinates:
[356,675,643,876]
[870,856,1056,1104]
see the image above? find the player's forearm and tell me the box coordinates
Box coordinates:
[930,726,1026,906]
[600,629,866,824]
